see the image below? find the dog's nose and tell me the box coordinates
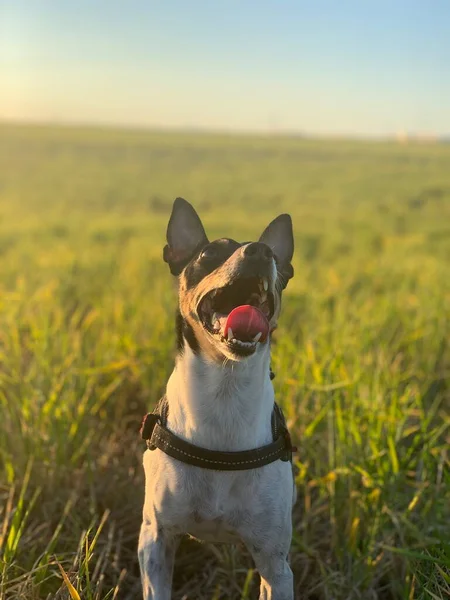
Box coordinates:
[244,242,273,261]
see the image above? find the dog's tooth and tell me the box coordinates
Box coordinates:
[253,332,262,343]
[229,338,259,349]
[260,291,267,302]
[263,278,268,291]
[239,341,252,347]
[227,328,234,341]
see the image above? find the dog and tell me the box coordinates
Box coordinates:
[139,198,296,600]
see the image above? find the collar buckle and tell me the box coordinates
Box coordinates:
[140,413,160,448]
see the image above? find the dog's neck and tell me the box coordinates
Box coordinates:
[165,343,275,451]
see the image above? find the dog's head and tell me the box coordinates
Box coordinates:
[164,198,294,362]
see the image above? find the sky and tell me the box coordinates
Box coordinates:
[1,0,450,137]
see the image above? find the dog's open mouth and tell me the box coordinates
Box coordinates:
[198,276,274,355]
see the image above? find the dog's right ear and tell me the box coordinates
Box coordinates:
[259,214,294,288]
[163,198,209,275]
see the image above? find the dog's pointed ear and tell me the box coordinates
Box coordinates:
[163,198,209,275]
[259,214,294,288]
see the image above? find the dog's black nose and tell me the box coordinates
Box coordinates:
[244,242,273,261]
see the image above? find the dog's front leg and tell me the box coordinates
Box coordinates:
[138,521,177,600]
[251,549,294,600]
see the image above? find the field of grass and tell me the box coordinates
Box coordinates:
[0,123,449,600]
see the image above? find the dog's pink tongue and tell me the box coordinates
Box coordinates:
[224,305,270,343]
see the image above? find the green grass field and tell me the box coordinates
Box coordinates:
[0,123,449,600]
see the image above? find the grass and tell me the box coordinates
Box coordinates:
[0,122,449,599]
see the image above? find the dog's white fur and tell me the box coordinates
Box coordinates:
[139,202,295,599]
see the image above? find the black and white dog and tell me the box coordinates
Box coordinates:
[139,198,296,599]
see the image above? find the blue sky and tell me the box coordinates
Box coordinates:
[1,0,449,136]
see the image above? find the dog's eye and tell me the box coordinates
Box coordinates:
[200,246,217,260]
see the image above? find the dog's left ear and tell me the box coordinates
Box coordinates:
[259,214,294,288]
[163,198,209,275]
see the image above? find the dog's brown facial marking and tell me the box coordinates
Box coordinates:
[164,198,294,362]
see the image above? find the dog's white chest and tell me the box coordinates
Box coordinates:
[143,447,294,545]
[185,471,256,543]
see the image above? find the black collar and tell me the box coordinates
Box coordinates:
[140,398,294,471]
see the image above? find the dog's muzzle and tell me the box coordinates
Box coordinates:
[198,273,275,357]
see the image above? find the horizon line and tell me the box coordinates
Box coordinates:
[1,116,448,143]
